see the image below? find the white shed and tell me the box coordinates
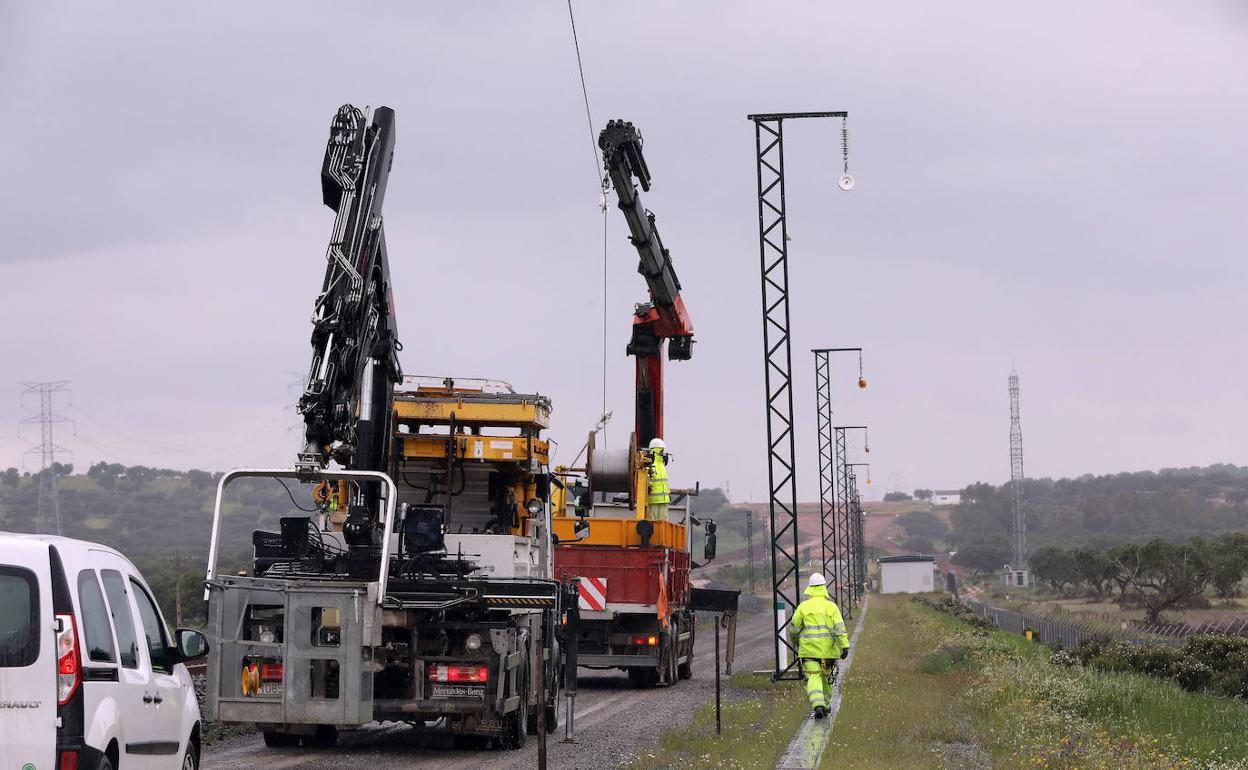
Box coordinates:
[879,555,936,594]
[930,490,962,507]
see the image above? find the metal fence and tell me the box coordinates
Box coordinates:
[958,599,1207,648]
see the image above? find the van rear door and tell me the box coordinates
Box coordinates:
[0,541,56,770]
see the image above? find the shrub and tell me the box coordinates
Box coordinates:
[1049,649,1081,667]
[1181,635,1248,672]
[1172,658,1215,692]
[1209,669,1248,700]
[913,595,996,630]
[1089,643,1179,678]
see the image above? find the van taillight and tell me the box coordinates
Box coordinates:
[58,749,79,770]
[55,613,81,705]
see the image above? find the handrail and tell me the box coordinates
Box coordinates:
[204,467,399,606]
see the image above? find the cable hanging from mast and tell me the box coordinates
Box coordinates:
[566,0,610,437]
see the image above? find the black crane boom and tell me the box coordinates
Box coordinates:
[298,104,403,490]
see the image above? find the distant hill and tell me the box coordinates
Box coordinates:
[0,463,295,625]
[948,464,1248,571]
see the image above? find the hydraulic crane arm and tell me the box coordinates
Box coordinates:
[599,119,694,446]
[599,120,694,358]
[297,104,403,509]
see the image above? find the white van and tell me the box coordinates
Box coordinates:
[1,533,209,770]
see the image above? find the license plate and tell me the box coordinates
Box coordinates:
[430,684,486,699]
[257,682,283,697]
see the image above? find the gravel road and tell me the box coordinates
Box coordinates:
[202,609,776,770]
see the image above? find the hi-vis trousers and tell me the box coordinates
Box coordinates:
[802,658,836,711]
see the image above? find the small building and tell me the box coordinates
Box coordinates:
[878,554,936,594]
[1002,567,1030,588]
[930,489,962,507]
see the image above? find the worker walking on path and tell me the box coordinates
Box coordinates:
[645,437,671,521]
[788,572,850,719]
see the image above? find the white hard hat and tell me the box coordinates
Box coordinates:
[808,572,827,588]
[648,437,666,450]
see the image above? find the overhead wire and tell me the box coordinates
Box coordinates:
[566,0,611,445]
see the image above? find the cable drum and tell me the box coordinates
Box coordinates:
[588,445,632,493]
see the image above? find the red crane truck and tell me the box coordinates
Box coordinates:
[552,119,714,687]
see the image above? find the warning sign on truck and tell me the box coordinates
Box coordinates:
[578,576,608,611]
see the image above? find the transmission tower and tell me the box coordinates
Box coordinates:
[20,380,73,534]
[1008,368,1025,569]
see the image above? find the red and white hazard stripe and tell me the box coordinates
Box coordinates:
[577,577,608,611]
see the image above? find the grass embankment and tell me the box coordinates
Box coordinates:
[827,594,1248,770]
[625,674,810,770]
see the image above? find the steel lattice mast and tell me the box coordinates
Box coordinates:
[749,110,847,680]
[833,426,867,617]
[812,347,863,612]
[1009,368,1026,568]
[847,463,870,606]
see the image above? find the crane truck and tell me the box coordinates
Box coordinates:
[552,119,715,687]
[202,104,563,749]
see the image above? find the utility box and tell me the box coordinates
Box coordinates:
[878,554,936,594]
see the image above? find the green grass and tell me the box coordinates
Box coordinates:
[825,597,981,769]
[625,673,810,770]
[825,594,1248,769]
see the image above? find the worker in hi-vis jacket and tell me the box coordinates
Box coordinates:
[788,572,850,719]
[645,437,670,521]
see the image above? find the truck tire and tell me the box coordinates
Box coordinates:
[678,623,694,679]
[307,725,338,747]
[262,731,298,748]
[628,667,658,688]
[506,689,529,749]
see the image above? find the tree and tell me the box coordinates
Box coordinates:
[913,489,933,501]
[1030,545,1080,594]
[1070,547,1116,599]
[898,510,948,541]
[883,491,913,502]
[690,487,730,516]
[187,469,214,491]
[1111,539,1216,623]
[951,538,1011,573]
[2,467,18,490]
[1209,533,1248,599]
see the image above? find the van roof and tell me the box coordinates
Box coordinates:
[0,532,128,562]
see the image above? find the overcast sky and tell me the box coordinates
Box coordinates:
[1,1,1245,502]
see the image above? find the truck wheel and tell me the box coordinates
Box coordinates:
[679,625,695,679]
[262,731,297,748]
[545,700,559,731]
[306,725,338,747]
[506,690,529,749]
[628,667,658,688]
[665,639,680,685]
